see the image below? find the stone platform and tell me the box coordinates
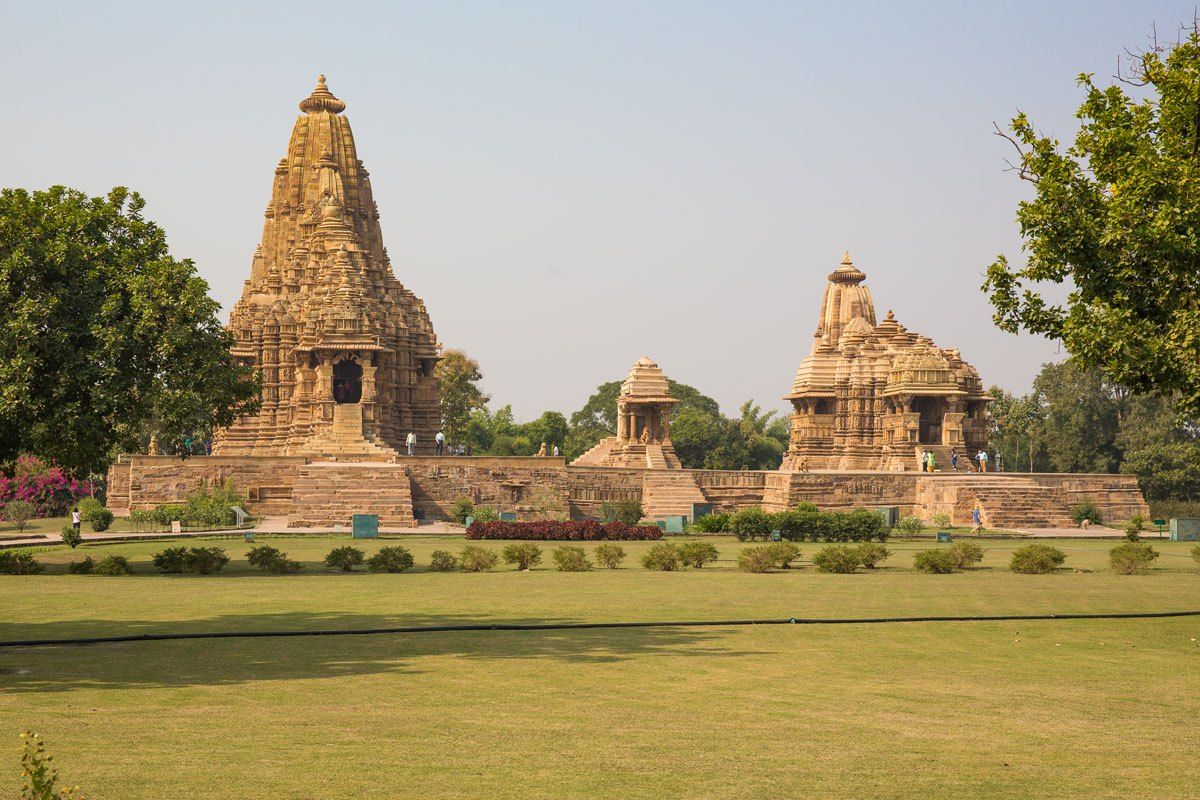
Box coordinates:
[108,455,1149,530]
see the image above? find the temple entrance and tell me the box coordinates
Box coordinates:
[912,397,944,443]
[332,358,362,404]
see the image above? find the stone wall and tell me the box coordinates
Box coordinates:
[764,472,920,513]
[566,466,643,520]
[107,455,306,515]
[689,470,769,513]
[405,457,569,521]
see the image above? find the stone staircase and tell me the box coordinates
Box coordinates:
[645,444,670,470]
[641,471,708,521]
[299,403,398,462]
[288,462,416,528]
[918,474,1076,529]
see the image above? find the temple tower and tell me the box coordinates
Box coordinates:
[572,357,682,469]
[213,76,440,459]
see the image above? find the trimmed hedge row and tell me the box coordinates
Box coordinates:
[727,507,889,542]
[465,520,662,541]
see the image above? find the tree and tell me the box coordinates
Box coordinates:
[1031,360,1128,473]
[985,25,1200,416]
[0,186,258,475]
[987,385,1047,473]
[435,349,489,445]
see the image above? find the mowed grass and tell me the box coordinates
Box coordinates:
[1,535,1199,799]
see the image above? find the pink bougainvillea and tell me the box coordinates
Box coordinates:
[0,456,93,518]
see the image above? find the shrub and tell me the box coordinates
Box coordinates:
[184,546,230,575]
[451,497,474,524]
[247,545,284,570]
[552,545,592,571]
[764,541,801,569]
[1109,542,1159,575]
[678,541,720,569]
[1010,544,1066,574]
[776,508,888,542]
[429,550,458,571]
[812,545,862,573]
[60,525,82,549]
[152,546,189,573]
[641,542,682,571]
[948,541,984,570]
[2,500,37,532]
[460,545,499,572]
[367,546,414,573]
[794,502,819,512]
[690,513,730,533]
[67,556,95,574]
[501,542,543,570]
[600,499,644,525]
[86,507,114,532]
[731,507,773,542]
[855,542,891,569]
[93,554,133,576]
[1124,515,1146,542]
[897,515,924,535]
[325,546,365,572]
[265,556,303,574]
[0,550,43,575]
[913,549,959,573]
[471,506,500,524]
[1071,501,1102,525]
[1192,543,1200,564]
[593,543,626,569]
[19,731,85,800]
[736,546,777,573]
[0,455,92,517]
[929,513,952,529]
[466,520,661,540]
[77,496,103,518]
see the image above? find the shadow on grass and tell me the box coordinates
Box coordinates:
[0,611,768,693]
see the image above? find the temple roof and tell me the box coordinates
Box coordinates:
[620,356,675,403]
[299,74,346,115]
[815,251,877,346]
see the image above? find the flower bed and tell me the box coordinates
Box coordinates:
[465,520,662,541]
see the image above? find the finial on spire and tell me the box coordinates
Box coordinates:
[299,74,346,115]
[841,250,853,265]
[828,250,867,285]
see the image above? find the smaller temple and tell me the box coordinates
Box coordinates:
[572,356,682,469]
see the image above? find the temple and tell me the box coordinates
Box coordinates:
[781,253,990,472]
[572,356,682,469]
[212,76,440,459]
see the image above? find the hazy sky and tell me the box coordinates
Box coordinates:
[3,1,1192,419]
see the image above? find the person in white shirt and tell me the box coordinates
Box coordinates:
[435,430,445,455]
[976,449,989,473]
[406,431,416,456]
[71,507,81,531]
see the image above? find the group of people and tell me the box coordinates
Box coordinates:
[409,431,560,458]
[919,448,991,473]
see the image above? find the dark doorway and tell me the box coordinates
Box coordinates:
[332,359,362,404]
[912,397,944,443]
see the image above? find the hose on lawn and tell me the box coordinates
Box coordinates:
[2,609,1198,648]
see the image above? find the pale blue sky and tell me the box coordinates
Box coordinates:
[2,1,1191,418]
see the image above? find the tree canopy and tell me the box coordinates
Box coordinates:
[985,26,1200,415]
[435,349,489,444]
[0,186,259,475]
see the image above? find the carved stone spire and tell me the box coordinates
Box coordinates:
[299,74,346,115]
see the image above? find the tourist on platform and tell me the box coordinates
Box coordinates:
[406,431,416,456]
[71,507,81,532]
[552,444,560,457]
[976,449,989,472]
[435,430,445,455]
[920,451,929,472]
[928,451,937,472]
[971,506,982,533]
[950,448,959,471]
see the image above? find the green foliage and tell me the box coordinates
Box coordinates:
[988,385,1050,473]
[461,405,569,457]
[913,549,959,574]
[59,525,82,549]
[451,497,475,525]
[929,513,951,529]
[1191,543,1200,564]
[66,556,94,574]
[1109,542,1159,575]
[763,541,801,569]
[677,540,720,569]
[459,545,499,572]
[774,508,888,542]
[436,349,489,446]
[593,543,626,569]
[324,546,365,572]
[471,506,499,524]
[2,500,36,532]
[855,542,891,569]
[247,545,284,570]
[0,550,43,574]
[76,497,102,519]
[640,542,682,571]
[730,507,773,542]
[19,732,83,799]
[1010,544,1067,574]
[429,550,458,572]
[736,546,777,573]
[690,513,730,533]
[183,546,229,574]
[87,508,113,532]
[1071,502,1102,525]
[93,554,133,576]
[1124,515,1146,542]
[600,499,643,525]
[367,546,414,573]
[896,516,924,535]
[501,542,543,570]
[551,545,593,572]
[151,546,189,573]
[949,542,985,570]
[0,186,259,474]
[812,545,862,573]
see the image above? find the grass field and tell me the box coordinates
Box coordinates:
[2,535,1199,799]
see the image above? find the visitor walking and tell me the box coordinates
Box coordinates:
[950,448,959,471]
[406,431,416,456]
[552,444,560,457]
[927,451,937,473]
[71,507,81,532]
[971,506,982,533]
[435,430,445,456]
[976,449,989,473]
[920,451,929,473]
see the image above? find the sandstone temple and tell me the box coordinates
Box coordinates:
[106,77,1149,532]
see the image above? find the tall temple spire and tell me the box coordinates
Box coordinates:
[815,250,876,345]
[299,74,347,115]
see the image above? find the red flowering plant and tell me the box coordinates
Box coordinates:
[465,519,662,541]
[0,456,93,518]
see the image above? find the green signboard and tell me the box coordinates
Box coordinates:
[352,514,379,539]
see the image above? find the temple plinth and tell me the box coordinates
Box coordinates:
[781,252,991,472]
[572,356,682,469]
[212,76,440,459]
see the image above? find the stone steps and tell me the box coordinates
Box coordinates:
[645,444,670,470]
[299,403,398,461]
[641,471,707,521]
[288,463,415,528]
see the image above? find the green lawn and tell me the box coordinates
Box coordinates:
[2,535,1199,799]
